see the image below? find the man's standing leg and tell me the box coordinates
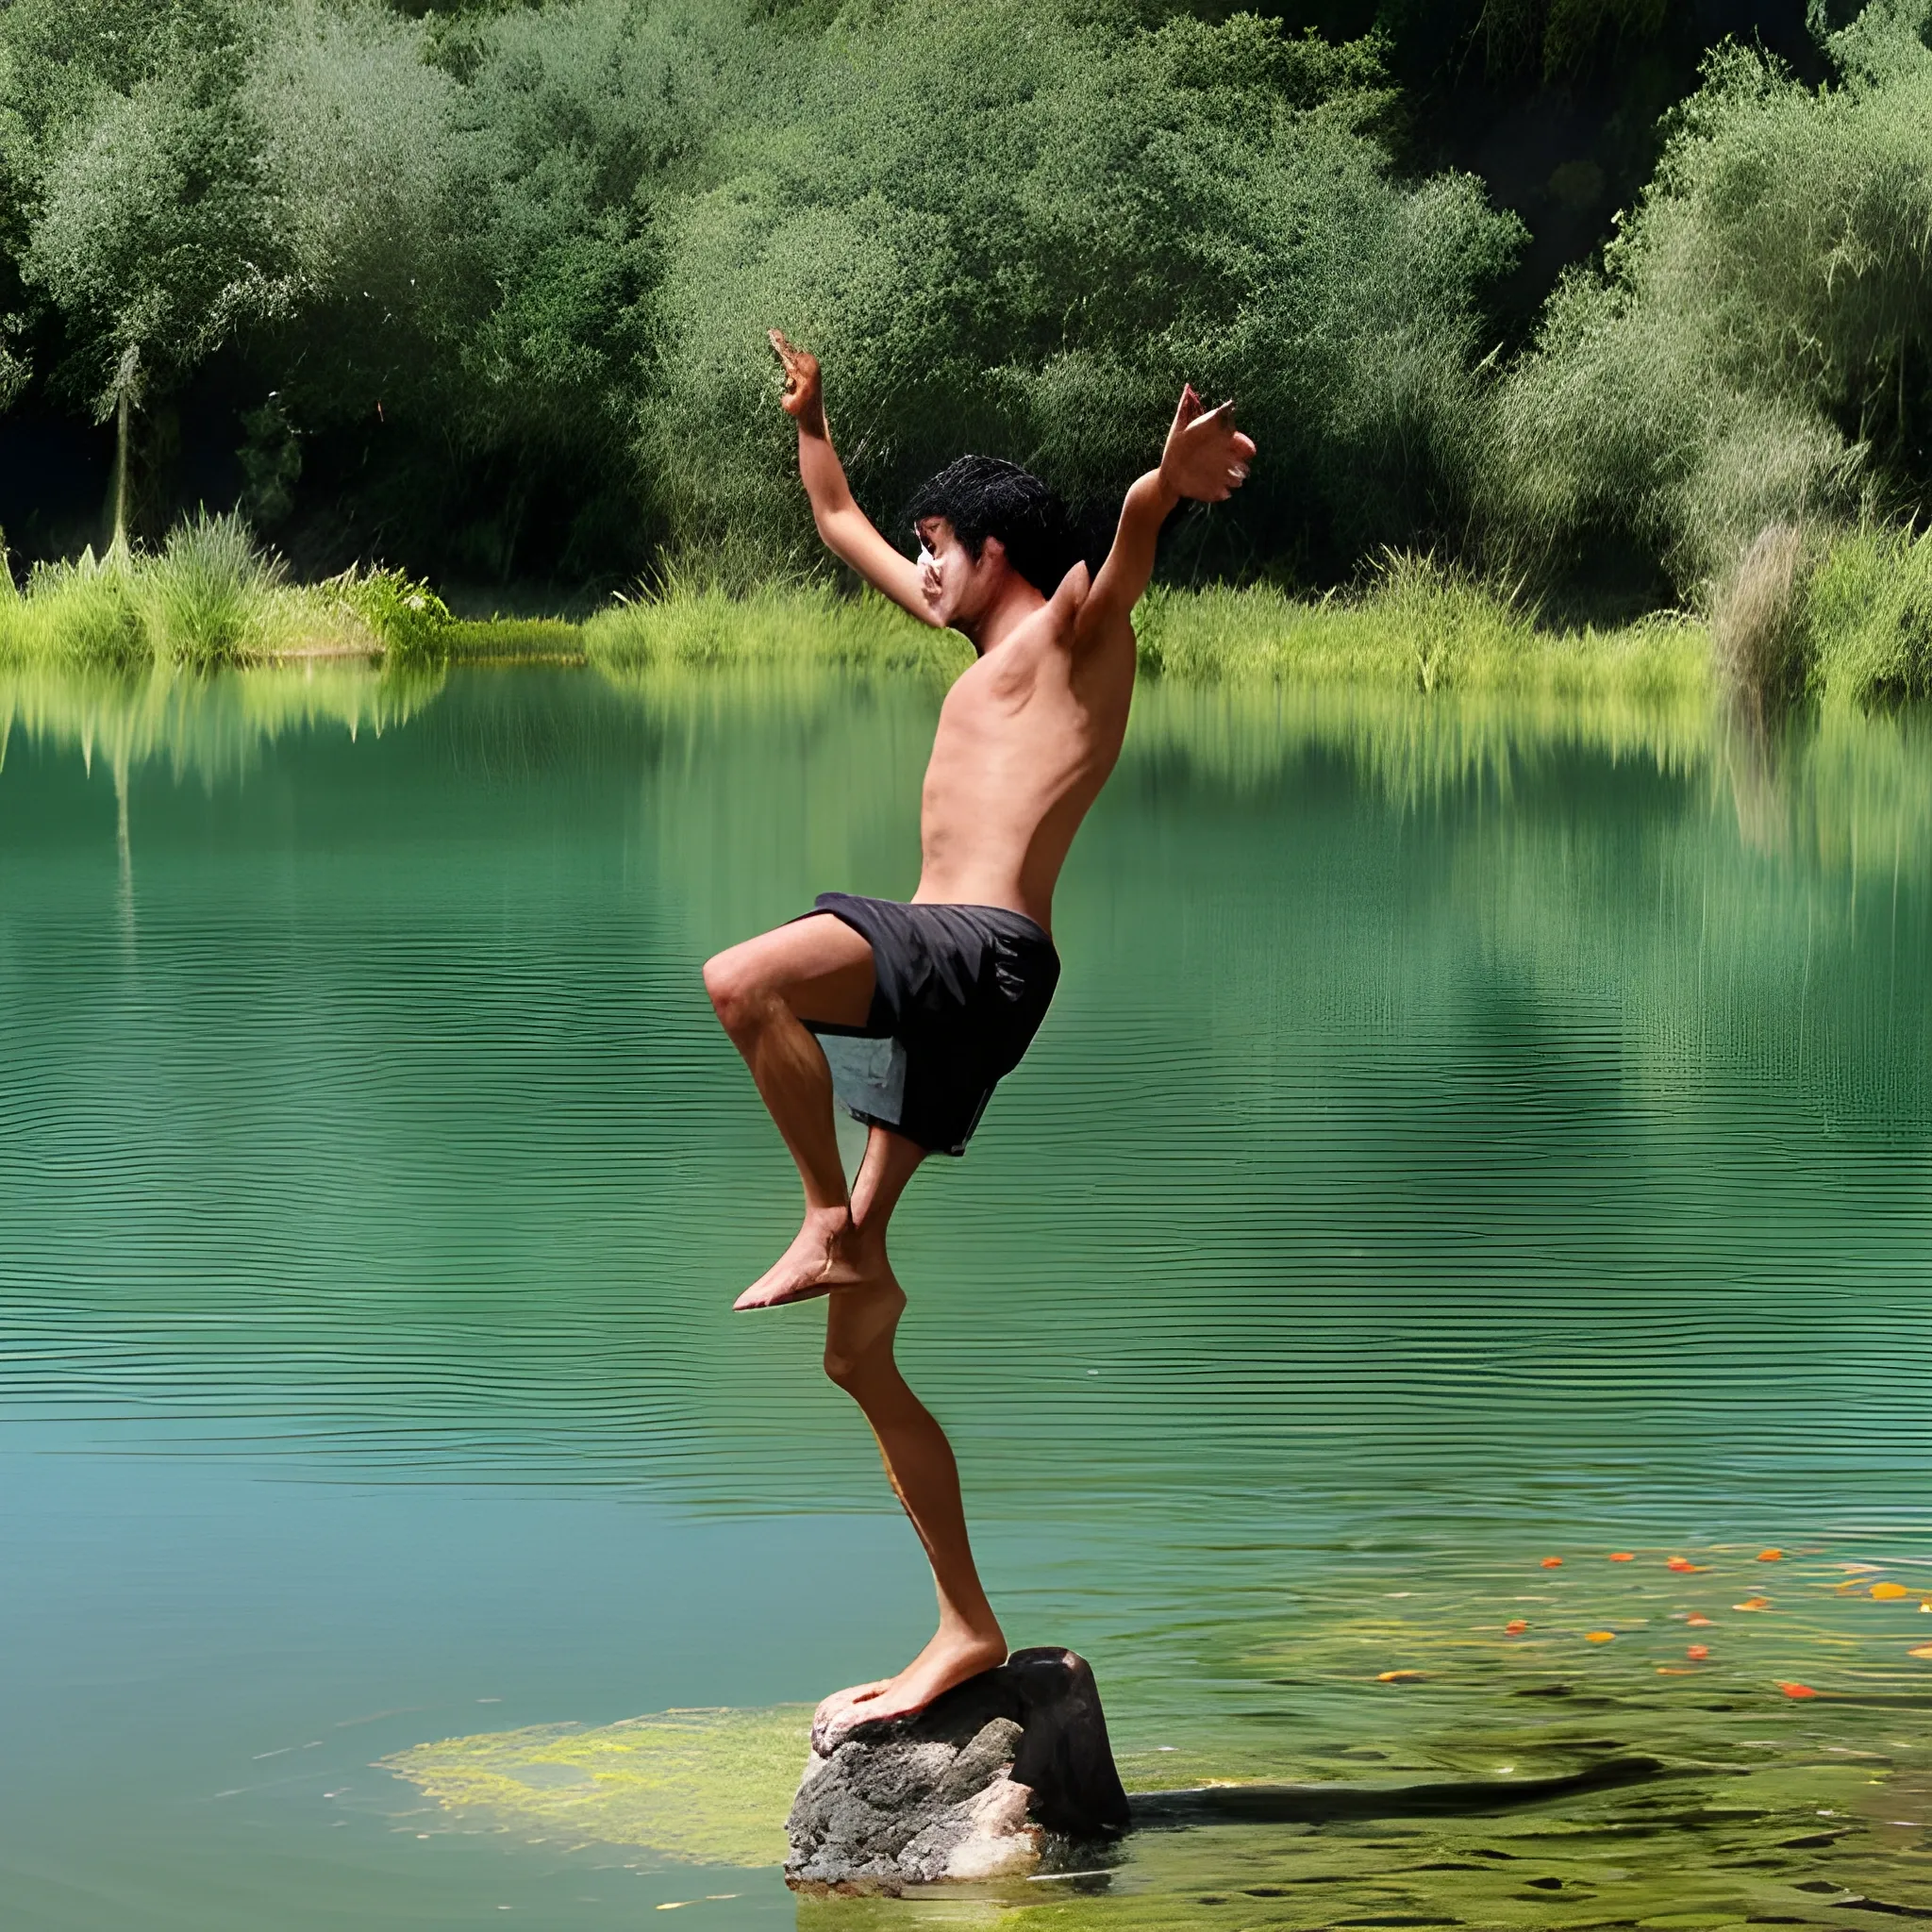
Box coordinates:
[812,1126,1008,1742]
[704,913,876,1307]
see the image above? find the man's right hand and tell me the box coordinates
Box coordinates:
[770,329,825,433]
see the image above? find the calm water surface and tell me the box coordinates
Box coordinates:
[3,661,1930,1928]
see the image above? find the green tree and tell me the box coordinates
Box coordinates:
[649,2,1520,582]
[1485,0,1932,593]
[10,2,291,553]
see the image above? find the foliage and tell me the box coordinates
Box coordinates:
[1483,6,1932,593]
[3,0,1932,629]
[1461,0,1671,79]
[334,564,454,662]
[8,1,292,521]
[1803,519,1932,703]
[583,579,967,678]
[647,2,1520,578]
[0,512,386,666]
[1134,553,1707,697]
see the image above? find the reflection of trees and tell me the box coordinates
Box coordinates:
[3,665,1930,1516]
[1126,677,1932,893]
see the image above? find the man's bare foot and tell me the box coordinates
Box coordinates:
[734,1206,875,1311]
[809,1626,1008,1753]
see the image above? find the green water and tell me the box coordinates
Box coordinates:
[3,661,1931,1929]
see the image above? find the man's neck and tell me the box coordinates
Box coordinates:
[960,582,1047,658]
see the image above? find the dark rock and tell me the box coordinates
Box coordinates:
[785,1647,1130,1895]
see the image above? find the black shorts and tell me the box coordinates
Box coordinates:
[800,892,1060,1157]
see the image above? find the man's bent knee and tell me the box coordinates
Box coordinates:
[703,949,766,1036]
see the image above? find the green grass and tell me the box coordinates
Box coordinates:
[581,556,1711,699]
[581,579,967,678]
[1135,554,1709,699]
[9,513,1932,712]
[0,513,405,666]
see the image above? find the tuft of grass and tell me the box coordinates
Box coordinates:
[1709,522,1811,719]
[0,514,477,667]
[583,579,968,680]
[1803,523,1932,708]
[144,512,289,668]
[441,618,584,661]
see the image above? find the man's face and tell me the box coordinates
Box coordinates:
[914,516,1005,630]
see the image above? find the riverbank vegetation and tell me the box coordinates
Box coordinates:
[11,508,1932,720]
[0,512,455,666]
[3,0,1932,696]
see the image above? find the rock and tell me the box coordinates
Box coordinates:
[784,1647,1130,1895]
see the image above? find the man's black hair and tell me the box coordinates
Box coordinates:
[906,456,1081,599]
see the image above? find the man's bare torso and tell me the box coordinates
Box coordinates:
[912,605,1136,931]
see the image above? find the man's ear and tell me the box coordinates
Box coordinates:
[978,533,1008,573]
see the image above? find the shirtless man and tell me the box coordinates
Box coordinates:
[703,331,1255,1745]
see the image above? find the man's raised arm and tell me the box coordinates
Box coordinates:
[770,331,933,625]
[1075,385,1257,653]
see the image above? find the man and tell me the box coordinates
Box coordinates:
[703,330,1255,1745]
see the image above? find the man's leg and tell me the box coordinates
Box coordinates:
[704,914,876,1308]
[813,1127,1008,1746]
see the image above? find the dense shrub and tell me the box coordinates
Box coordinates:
[647,4,1520,579]
[1483,3,1932,593]
[5,0,1932,630]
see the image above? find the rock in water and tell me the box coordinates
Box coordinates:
[785,1648,1130,1894]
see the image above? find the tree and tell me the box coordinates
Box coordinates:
[646,2,1520,581]
[1484,2,1932,592]
[17,6,291,553]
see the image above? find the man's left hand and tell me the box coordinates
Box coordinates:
[1158,385,1257,504]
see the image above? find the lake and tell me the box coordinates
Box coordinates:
[3,658,1930,1928]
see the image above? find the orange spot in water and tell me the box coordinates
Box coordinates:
[1608,1551,1634,1562]
[1377,1670,1424,1683]
[1541,1557,1563,1568]
[1505,1620,1527,1635]
[1687,1613,1715,1627]
[1734,1597,1771,1611]
[1667,1557,1704,1573]
[1778,1681,1819,1699]
[1757,1548,1784,1561]
[1907,1645,1932,1660]
[1872,1582,1912,1601]
[1687,1643,1710,1660]
[1585,1630,1616,1643]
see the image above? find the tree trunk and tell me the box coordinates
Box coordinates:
[108,384,132,561]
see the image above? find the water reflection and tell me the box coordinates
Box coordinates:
[4,662,1931,1924]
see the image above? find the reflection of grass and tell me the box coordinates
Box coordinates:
[0,658,443,785]
[1127,674,1932,887]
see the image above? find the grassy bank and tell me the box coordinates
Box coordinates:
[9,513,1932,710]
